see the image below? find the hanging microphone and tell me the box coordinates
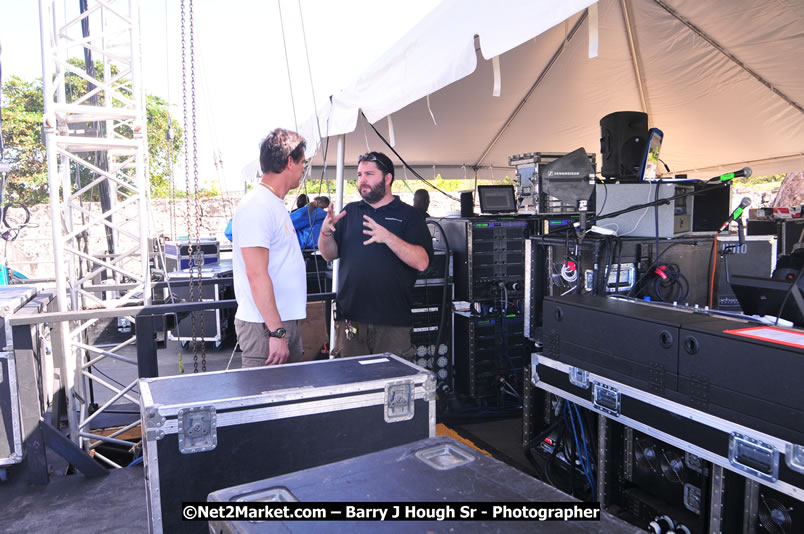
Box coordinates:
[709,167,752,182]
[719,197,751,232]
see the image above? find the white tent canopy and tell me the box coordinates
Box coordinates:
[302,0,804,181]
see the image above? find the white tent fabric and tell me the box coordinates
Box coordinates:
[302,0,804,180]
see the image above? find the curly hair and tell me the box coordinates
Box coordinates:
[259,128,306,174]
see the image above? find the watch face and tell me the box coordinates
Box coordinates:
[270,328,287,338]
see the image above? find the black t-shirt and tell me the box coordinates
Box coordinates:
[333,197,434,326]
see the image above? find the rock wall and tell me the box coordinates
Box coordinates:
[6,198,237,280]
[4,183,780,281]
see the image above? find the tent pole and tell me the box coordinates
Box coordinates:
[653,0,803,115]
[620,0,650,117]
[329,134,346,357]
[473,12,588,168]
[674,152,804,177]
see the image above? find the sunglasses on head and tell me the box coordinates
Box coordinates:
[358,153,389,175]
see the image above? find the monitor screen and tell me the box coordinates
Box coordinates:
[730,274,804,326]
[478,185,517,214]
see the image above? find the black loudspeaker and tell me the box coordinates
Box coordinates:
[460,191,474,217]
[600,111,648,182]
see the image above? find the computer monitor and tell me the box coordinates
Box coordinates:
[639,128,663,181]
[478,185,517,214]
[729,274,804,326]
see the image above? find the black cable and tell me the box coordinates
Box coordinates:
[651,265,690,302]
[614,237,624,293]
[545,415,568,488]
[523,445,549,482]
[774,266,804,326]
[628,242,686,298]
[362,112,459,201]
[591,240,602,295]
[524,418,563,481]
[601,236,614,295]
[596,179,608,216]
[302,131,332,293]
[653,182,661,255]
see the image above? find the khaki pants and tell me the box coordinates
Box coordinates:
[332,320,415,361]
[235,318,303,367]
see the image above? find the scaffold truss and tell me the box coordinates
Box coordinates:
[39,0,151,463]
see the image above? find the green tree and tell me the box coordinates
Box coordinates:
[146,95,183,198]
[0,76,48,204]
[0,65,182,204]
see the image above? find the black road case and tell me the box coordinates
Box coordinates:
[541,295,804,445]
[0,286,38,350]
[531,353,804,502]
[207,435,643,533]
[140,354,435,534]
[0,351,22,466]
[165,262,234,348]
[164,237,220,271]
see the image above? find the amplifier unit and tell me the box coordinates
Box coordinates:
[454,314,529,401]
[748,483,802,534]
[595,183,693,238]
[621,429,710,533]
[440,217,530,302]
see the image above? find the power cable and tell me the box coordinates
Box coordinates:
[277,0,298,131]
[297,0,324,144]
[361,112,459,201]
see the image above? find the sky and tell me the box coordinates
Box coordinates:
[0,0,441,192]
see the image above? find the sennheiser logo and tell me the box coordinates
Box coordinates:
[548,171,581,176]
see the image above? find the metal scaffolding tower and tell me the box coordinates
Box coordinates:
[38,0,151,464]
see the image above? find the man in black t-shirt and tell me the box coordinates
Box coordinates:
[318,152,433,359]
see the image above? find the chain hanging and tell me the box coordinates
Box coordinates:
[189,0,206,371]
[181,0,198,372]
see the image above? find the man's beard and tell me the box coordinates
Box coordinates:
[360,181,386,203]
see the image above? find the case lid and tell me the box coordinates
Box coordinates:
[140,354,431,411]
[0,286,38,317]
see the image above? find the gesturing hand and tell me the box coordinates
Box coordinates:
[322,204,347,237]
[362,215,393,245]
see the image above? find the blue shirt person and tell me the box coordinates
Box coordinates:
[290,196,330,249]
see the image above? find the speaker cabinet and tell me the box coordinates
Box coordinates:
[600,111,648,182]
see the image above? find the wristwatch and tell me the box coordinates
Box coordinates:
[267,327,287,339]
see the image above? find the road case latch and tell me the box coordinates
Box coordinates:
[568,367,589,389]
[592,382,621,417]
[786,444,804,474]
[423,373,437,402]
[144,405,166,441]
[683,483,702,514]
[384,380,415,423]
[728,433,778,482]
[177,406,217,454]
[531,358,539,384]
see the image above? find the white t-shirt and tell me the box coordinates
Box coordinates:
[232,186,306,322]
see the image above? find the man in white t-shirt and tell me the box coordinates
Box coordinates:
[232,128,307,366]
